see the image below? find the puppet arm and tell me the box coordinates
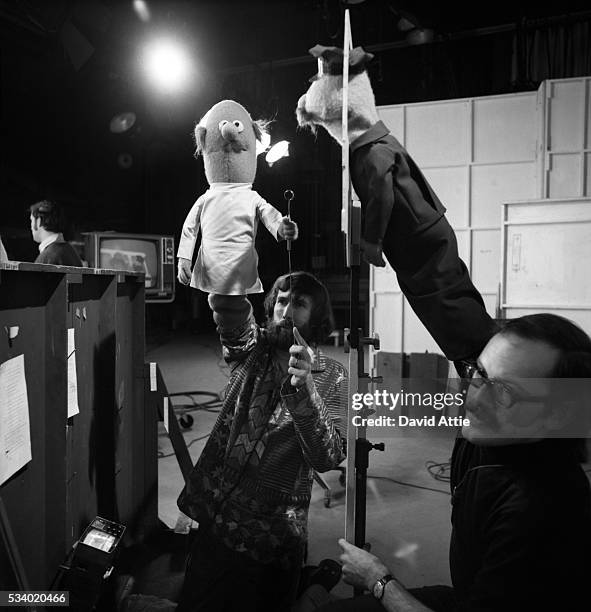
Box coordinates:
[256,196,289,241]
[177,196,204,284]
[177,196,204,260]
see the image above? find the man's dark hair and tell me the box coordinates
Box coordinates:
[29,200,63,233]
[263,271,334,344]
[498,313,591,462]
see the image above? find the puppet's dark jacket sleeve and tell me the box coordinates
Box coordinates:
[350,123,445,243]
[350,122,497,361]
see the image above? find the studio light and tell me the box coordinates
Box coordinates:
[142,38,193,93]
[265,141,290,166]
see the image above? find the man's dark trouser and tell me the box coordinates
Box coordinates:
[176,528,303,612]
[316,585,456,612]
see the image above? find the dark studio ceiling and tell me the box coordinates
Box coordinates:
[2,1,591,74]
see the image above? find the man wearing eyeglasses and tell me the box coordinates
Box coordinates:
[317,313,591,612]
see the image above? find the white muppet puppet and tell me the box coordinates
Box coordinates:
[296,45,495,363]
[177,100,297,294]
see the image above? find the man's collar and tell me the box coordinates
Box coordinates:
[350,120,390,152]
[39,232,63,253]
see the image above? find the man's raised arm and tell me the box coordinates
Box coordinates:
[207,294,258,365]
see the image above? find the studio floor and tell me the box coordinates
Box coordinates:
[146,329,457,601]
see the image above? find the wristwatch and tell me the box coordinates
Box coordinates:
[372,574,394,600]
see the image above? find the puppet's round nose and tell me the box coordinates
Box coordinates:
[219,120,244,142]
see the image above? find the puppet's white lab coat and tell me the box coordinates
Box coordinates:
[177,183,283,294]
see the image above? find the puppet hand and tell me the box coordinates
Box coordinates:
[338,539,390,591]
[288,328,313,388]
[278,217,299,241]
[361,239,386,267]
[177,258,192,285]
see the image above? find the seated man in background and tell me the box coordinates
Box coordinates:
[176,271,348,612]
[29,199,83,266]
[318,313,591,612]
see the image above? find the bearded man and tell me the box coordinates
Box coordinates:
[176,271,348,612]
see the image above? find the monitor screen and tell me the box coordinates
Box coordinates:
[82,528,116,553]
[99,237,158,289]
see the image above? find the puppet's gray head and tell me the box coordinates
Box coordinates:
[296,45,378,143]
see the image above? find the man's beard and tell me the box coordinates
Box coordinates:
[266,319,313,350]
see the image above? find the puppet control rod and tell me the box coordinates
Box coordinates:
[340,9,384,581]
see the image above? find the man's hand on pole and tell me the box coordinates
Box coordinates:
[338,538,390,591]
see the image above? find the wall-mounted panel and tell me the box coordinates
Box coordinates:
[505,223,591,305]
[402,304,442,354]
[548,153,582,198]
[472,229,501,292]
[422,166,469,227]
[372,293,403,352]
[378,106,405,143]
[473,94,537,163]
[471,162,537,226]
[548,80,585,151]
[405,101,469,167]
[502,199,591,329]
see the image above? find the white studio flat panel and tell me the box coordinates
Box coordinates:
[402,300,443,354]
[472,229,501,292]
[548,153,582,198]
[504,308,591,336]
[473,94,537,163]
[371,260,400,293]
[504,222,591,305]
[378,106,405,143]
[548,80,585,152]
[504,198,591,224]
[405,101,469,167]
[422,166,469,227]
[454,229,470,264]
[471,162,537,226]
[372,293,403,352]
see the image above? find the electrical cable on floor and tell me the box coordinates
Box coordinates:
[368,474,451,496]
[425,460,451,482]
[168,390,222,414]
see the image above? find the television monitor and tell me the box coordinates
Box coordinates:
[83,232,175,303]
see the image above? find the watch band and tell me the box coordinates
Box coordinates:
[373,573,394,600]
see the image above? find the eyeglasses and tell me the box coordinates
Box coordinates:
[459,361,549,410]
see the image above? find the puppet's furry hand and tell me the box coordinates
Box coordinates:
[278,216,299,241]
[360,238,386,267]
[177,258,192,285]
